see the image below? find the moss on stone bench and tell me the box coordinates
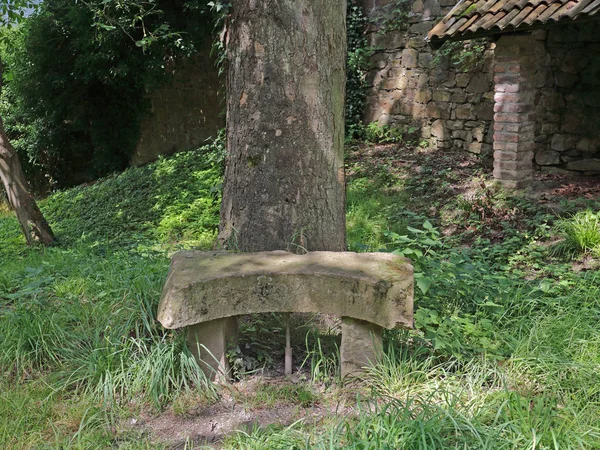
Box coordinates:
[157,250,414,378]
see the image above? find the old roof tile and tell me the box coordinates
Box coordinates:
[428,0,600,45]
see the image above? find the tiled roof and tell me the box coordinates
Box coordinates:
[428,0,600,45]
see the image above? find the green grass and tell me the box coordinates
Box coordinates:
[0,142,224,448]
[346,172,409,252]
[552,209,600,258]
[1,140,600,448]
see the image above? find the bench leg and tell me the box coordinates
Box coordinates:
[186,317,238,381]
[340,317,383,378]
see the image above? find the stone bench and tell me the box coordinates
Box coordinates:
[157,250,414,379]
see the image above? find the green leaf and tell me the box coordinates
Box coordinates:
[416,276,432,295]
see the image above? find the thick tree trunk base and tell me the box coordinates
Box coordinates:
[219,0,347,253]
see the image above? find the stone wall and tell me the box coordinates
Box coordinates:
[361,0,495,156]
[533,23,600,175]
[363,1,600,176]
[130,46,224,166]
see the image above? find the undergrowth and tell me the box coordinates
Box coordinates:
[1,139,600,448]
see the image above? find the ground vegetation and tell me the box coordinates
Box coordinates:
[1,133,599,447]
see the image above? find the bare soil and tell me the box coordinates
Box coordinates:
[129,376,357,449]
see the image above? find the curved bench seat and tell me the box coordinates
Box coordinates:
[157,250,414,378]
[158,250,413,330]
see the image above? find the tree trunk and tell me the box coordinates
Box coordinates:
[219,0,347,253]
[0,115,55,246]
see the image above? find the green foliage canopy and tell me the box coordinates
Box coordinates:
[0,0,36,27]
[0,0,213,189]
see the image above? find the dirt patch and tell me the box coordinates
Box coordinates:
[130,377,355,449]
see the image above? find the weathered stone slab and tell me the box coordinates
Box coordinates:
[341,317,384,377]
[566,159,600,172]
[186,317,238,379]
[158,251,414,331]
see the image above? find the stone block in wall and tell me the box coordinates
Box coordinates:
[452,130,472,141]
[535,150,561,165]
[466,93,483,103]
[433,90,451,102]
[426,102,451,119]
[561,114,585,134]
[420,125,432,138]
[418,53,435,69]
[466,73,491,93]
[481,51,495,73]
[408,37,427,49]
[467,142,482,154]
[419,71,430,85]
[402,48,419,68]
[446,120,464,131]
[371,52,389,69]
[455,73,470,87]
[577,138,599,153]
[368,31,406,50]
[453,139,466,149]
[387,52,405,68]
[415,90,432,103]
[563,150,583,158]
[382,75,408,90]
[482,91,495,102]
[420,0,442,19]
[540,166,574,176]
[566,159,600,172]
[474,103,494,121]
[367,69,386,88]
[470,125,485,142]
[555,71,578,88]
[537,90,562,109]
[451,92,467,102]
[561,53,589,74]
[541,123,559,135]
[455,104,475,120]
[411,103,429,118]
[535,68,553,89]
[409,21,434,34]
[431,119,447,139]
[551,134,576,152]
[443,72,457,87]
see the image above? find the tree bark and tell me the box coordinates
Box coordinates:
[0,116,55,246]
[219,0,347,253]
[0,63,55,246]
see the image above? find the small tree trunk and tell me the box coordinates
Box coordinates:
[219,0,347,252]
[0,114,55,246]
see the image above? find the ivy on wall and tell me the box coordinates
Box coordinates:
[435,38,489,72]
[345,0,370,138]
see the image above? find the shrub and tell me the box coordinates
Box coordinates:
[0,0,213,189]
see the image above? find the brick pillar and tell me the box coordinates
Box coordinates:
[492,34,538,189]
